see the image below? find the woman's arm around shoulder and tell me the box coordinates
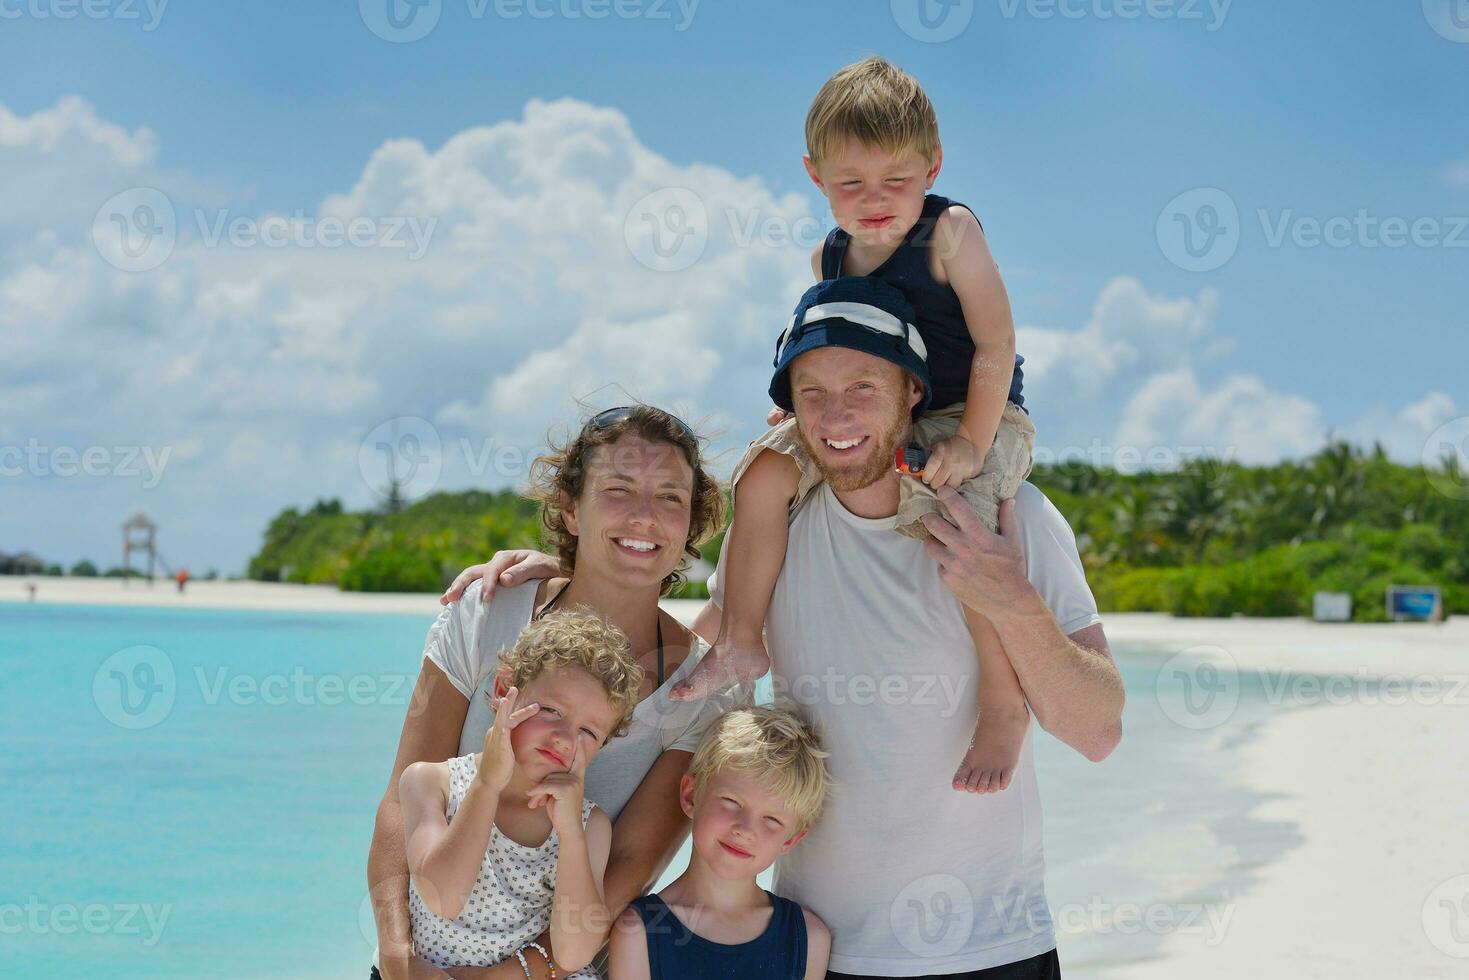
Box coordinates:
[608,904,653,980]
[803,908,831,979]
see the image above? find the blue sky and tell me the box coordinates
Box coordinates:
[2,0,1466,573]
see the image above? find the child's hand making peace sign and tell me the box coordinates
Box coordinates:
[473,685,541,793]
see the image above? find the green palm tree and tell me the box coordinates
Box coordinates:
[1164,462,1233,563]
[1110,486,1162,565]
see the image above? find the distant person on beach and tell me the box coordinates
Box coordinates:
[369,406,747,980]
[175,568,189,593]
[450,299,1123,975]
[677,57,1038,800]
[391,609,642,979]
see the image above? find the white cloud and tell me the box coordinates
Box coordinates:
[1017,276,1217,397]
[1337,391,1459,461]
[1115,368,1326,465]
[1018,277,1451,473]
[1400,391,1457,431]
[0,96,156,225]
[0,95,813,571]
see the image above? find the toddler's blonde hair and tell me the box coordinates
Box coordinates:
[805,56,940,169]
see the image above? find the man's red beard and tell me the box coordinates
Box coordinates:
[796,407,911,492]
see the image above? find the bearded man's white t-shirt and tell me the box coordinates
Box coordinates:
[708,481,1102,976]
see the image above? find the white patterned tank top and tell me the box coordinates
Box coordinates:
[409,753,599,977]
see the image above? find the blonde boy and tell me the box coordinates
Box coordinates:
[609,705,833,979]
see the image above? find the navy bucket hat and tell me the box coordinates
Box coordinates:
[769,276,932,418]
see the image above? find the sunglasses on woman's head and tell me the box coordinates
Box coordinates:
[585,406,697,445]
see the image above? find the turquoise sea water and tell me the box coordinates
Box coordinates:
[1,602,1296,978]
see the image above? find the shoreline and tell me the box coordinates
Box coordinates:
[0,574,438,615]
[5,576,1464,666]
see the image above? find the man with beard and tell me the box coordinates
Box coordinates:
[698,277,1124,978]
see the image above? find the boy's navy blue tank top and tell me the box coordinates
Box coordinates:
[629,890,807,979]
[821,193,1025,411]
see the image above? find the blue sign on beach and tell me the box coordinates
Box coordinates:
[1386,586,1443,622]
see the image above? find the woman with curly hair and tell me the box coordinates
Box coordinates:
[367,405,739,980]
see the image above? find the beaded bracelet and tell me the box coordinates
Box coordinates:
[523,941,558,979]
[512,949,533,979]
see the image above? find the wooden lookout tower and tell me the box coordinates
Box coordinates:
[122,511,158,585]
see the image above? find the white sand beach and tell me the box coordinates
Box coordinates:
[1103,615,1469,979]
[6,577,1467,976]
[0,574,438,615]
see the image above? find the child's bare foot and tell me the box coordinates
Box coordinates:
[670,639,770,700]
[953,704,1030,794]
